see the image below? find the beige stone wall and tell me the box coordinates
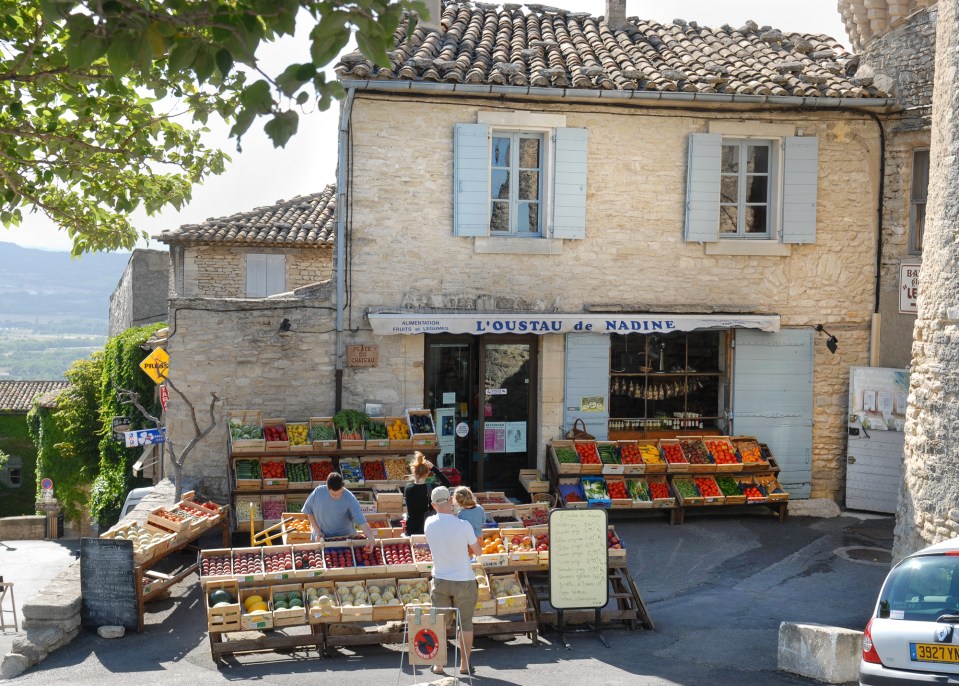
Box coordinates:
[180,245,331,298]
[338,94,882,500]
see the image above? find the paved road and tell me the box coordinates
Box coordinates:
[5,509,893,685]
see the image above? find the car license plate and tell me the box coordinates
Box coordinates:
[911,642,959,664]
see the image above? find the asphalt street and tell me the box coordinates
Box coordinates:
[3,508,894,685]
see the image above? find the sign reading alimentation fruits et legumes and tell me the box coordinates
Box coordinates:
[548,508,609,610]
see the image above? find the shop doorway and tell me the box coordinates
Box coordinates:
[425,335,537,494]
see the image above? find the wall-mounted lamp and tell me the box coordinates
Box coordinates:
[815,324,838,354]
[278,318,292,332]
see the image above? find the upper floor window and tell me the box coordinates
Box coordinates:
[490,132,545,235]
[720,140,774,238]
[910,148,929,254]
[246,253,286,297]
[2,456,22,488]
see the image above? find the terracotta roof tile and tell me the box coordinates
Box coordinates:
[336,4,883,99]
[155,184,336,247]
[0,380,70,413]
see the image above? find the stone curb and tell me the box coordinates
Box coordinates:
[778,621,863,683]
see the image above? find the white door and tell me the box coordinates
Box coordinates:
[564,334,610,440]
[732,329,813,498]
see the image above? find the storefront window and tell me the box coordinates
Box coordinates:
[608,331,729,435]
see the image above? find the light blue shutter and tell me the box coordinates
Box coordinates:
[246,253,266,297]
[563,334,610,440]
[781,136,819,244]
[454,123,490,237]
[732,329,813,498]
[552,127,588,239]
[684,133,722,242]
[266,254,285,295]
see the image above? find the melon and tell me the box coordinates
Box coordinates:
[244,595,263,609]
[210,589,234,605]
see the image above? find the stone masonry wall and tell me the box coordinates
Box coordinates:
[181,245,332,298]
[336,95,882,501]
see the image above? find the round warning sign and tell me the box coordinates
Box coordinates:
[455,422,469,438]
[412,628,441,661]
[41,477,53,490]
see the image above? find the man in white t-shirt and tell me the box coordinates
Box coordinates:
[424,486,482,676]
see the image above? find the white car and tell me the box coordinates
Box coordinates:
[860,536,959,684]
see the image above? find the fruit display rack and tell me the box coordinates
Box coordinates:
[545,438,789,525]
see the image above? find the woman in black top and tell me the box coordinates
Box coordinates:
[403,451,452,536]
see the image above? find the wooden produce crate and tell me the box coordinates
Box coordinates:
[515,502,549,527]
[233,457,262,490]
[557,478,587,509]
[645,475,676,506]
[359,456,388,485]
[755,474,789,501]
[488,508,522,529]
[518,469,550,493]
[738,476,768,503]
[238,586,273,630]
[321,542,358,578]
[284,457,312,490]
[607,525,627,560]
[472,563,491,601]
[623,477,651,509]
[261,493,287,527]
[353,488,376,514]
[638,440,667,474]
[291,543,325,580]
[380,537,416,573]
[270,583,306,627]
[475,491,511,511]
[409,534,434,573]
[581,476,611,508]
[714,475,747,505]
[334,580,373,622]
[375,485,405,514]
[233,495,262,533]
[678,437,715,473]
[285,494,307,515]
[308,456,334,487]
[338,457,365,488]
[363,418,391,449]
[502,528,538,563]
[262,417,290,451]
[574,440,603,475]
[550,439,581,476]
[405,409,437,447]
[529,524,549,563]
[147,507,194,533]
[304,581,340,623]
[309,417,338,450]
[671,476,704,506]
[478,530,508,569]
[604,476,633,508]
[489,572,527,615]
[339,428,365,451]
[731,436,769,470]
[703,436,742,473]
[205,579,241,633]
[474,597,498,617]
[198,548,234,585]
[659,438,690,473]
[385,416,413,450]
[597,441,625,475]
[178,495,226,525]
[282,512,313,545]
[617,441,646,475]
[364,513,391,538]
[286,421,312,452]
[228,410,265,453]
[231,547,265,583]
[367,578,405,620]
[398,578,432,608]
[260,457,288,490]
[692,475,725,505]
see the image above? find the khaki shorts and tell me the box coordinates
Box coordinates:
[430,578,478,631]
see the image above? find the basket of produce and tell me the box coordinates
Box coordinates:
[321,542,358,577]
[304,581,341,623]
[270,584,307,627]
[581,476,610,508]
[605,477,632,508]
[381,538,417,573]
[238,586,273,630]
[607,525,627,559]
[679,437,715,473]
[704,437,742,472]
[262,545,296,581]
[731,436,769,470]
[359,456,388,484]
[261,457,288,489]
[385,417,412,449]
[490,509,522,528]
[550,440,581,475]
[309,418,338,450]
[406,409,437,447]
[617,441,646,475]
[660,439,690,473]
[575,441,603,475]
[262,418,290,450]
[503,529,539,563]
[335,580,373,622]
[285,458,312,490]
[558,478,587,509]
[308,457,334,487]
[693,476,725,505]
[646,475,675,505]
[597,441,624,475]
[671,477,704,506]
[291,543,325,580]
[475,491,511,510]
[199,549,234,584]
[234,457,262,490]
[205,579,242,633]
[515,502,549,527]
[282,513,313,545]
[368,578,405,621]
[228,410,264,453]
[716,475,746,504]
[638,441,666,474]
[410,534,434,573]
[383,456,411,483]
[233,495,262,532]
[364,418,390,449]
[261,494,287,526]
[490,573,527,615]
[334,410,369,450]
[287,422,312,451]
[232,547,265,582]
[287,496,308,514]
[738,476,768,503]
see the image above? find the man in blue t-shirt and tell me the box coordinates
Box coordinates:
[303,472,375,549]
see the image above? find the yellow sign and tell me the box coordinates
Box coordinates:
[139,348,169,384]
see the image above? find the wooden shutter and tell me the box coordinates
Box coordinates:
[781,136,819,244]
[552,127,589,240]
[563,334,610,440]
[265,254,285,295]
[453,123,490,237]
[732,329,813,498]
[246,253,267,297]
[684,133,722,242]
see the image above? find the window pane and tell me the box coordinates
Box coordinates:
[517,202,539,233]
[519,137,541,168]
[745,205,767,233]
[719,205,738,233]
[720,175,738,204]
[913,203,926,253]
[8,468,21,487]
[747,145,769,173]
[912,149,929,202]
[492,137,510,167]
[491,170,510,199]
[519,171,539,200]
[490,201,510,231]
[721,145,739,173]
[746,175,768,203]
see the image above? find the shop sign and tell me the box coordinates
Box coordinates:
[580,396,606,412]
[369,312,781,336]
[159,385,170,411]
[139,347,169,384]
[900,263,920,314]
[347,345,379,367]
[124,427,166,448]
[112,416,132,441]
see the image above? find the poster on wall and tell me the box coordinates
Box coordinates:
[848,366,910,431]
[504,422,526,453]
[435,407,456,467]
[484,421,506,452]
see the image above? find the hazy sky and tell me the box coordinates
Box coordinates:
[4,0,850,253]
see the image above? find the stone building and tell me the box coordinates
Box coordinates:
[158,1,905,508]
[108,249,171,337]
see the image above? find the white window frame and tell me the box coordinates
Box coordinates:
[489,130,548,236]
[245,253,286,297]
[910,148,928,255]
[719,138,781,240]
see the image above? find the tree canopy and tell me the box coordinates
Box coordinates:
[2,0,422,254]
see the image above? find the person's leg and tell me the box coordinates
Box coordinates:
[459,629,474,672]
[453,580,478,673]
[430,579,455,674]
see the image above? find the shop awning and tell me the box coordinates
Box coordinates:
[368,312,780,336]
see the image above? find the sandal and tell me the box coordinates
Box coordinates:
[460,664,476,675]
[431,665,446,675]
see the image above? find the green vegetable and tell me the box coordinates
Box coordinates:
[674,480,699,498]
[310,424,336,441]
[333,409,370,436]
[581,477,608,500]
[716,476,741,496]
[626,479,649,501]
[365,420,388,439]
[555,447,578,463]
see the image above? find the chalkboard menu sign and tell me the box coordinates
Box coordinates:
[80,537,139,631]
[548,509,609,610]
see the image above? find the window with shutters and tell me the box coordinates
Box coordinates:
[490,131,545,235]
[910,148,928,255]
[720,139,776,238]
[246,253,286,297]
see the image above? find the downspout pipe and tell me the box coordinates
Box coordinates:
[867,111,886,367]
[335,87,356,413]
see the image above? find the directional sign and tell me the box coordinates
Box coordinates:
[139,348,169,384]
[124,428,166,448]
[112,416,132,441]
